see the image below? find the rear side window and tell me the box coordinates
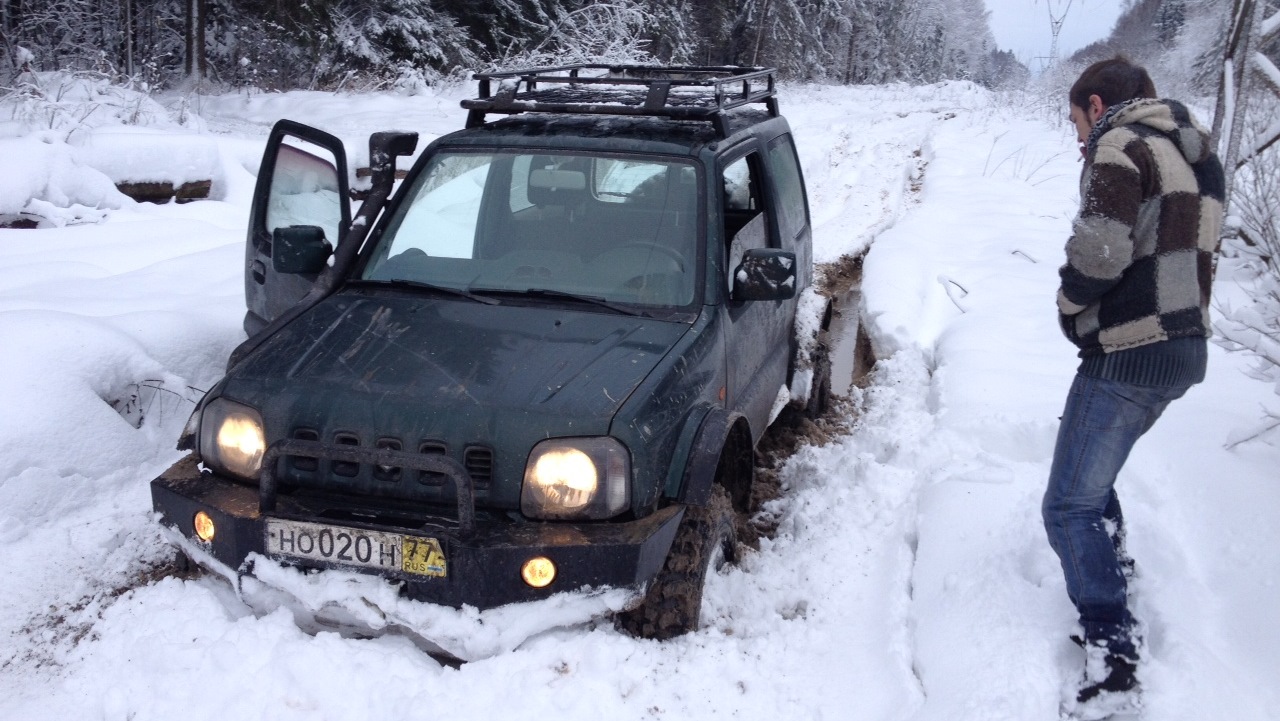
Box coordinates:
[593,159,669,203]
[767,134,809,245]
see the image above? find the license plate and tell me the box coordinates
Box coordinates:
[265,519,446,578]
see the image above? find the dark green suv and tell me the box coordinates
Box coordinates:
[152,65,828,639]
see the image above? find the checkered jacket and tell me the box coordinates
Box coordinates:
[1058,99,1225,356]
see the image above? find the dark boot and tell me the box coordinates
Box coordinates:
[1077,640,1139,704]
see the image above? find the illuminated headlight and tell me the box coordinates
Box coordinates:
[198,398,266,481]
[521,437,630,520]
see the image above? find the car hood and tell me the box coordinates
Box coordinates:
[222,291,690,506]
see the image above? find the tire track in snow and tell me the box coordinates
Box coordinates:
[693,93,976,718]
[785,85,959,267]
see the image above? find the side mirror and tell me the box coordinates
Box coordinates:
[732,248,797,301]
[272,225,332,274]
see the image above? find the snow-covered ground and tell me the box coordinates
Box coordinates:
[1,79,1277,721]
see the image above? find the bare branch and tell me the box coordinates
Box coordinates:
[1224,412,1280,450]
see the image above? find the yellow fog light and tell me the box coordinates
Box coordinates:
[521,556,556,588]
[193,511,216,542]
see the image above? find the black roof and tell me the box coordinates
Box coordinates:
[440,108,783,158]
[461,64,780,138]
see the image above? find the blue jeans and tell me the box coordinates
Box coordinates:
[1042,373,1193,658]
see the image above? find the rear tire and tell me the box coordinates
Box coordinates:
[805,338,832,419]
[617,485,737,639]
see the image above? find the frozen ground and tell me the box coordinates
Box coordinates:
[0,80,1277,721]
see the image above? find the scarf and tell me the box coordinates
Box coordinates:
[1084,98,1144,158]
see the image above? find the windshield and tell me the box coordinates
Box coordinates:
[361,151,701,309]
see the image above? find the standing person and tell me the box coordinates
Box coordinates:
[1044,55,1225,716]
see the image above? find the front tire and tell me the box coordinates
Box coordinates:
[617,485,737,639]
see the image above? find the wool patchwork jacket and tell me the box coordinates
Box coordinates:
[1058,99,1225,356]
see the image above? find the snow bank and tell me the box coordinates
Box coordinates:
[75,126,223,190]
[788,81,994,265]
[0,135,127,219]
[0,72,228,223]
[195,87,468,171]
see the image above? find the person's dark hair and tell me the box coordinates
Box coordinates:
[1069,56,1157,110]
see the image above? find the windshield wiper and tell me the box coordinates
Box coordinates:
[472,287,648,317]
[355,279,500,305]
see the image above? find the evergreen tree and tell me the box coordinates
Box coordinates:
[0,0,1007,89]
[636,0,699,64]
[334,0,477,83]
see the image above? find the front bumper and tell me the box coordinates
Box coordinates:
[151,453,683,609]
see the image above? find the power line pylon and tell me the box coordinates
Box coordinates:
[1045,0,1076,68]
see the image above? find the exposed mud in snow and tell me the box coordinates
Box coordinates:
[3,547,184,672]
[750,252,872,542]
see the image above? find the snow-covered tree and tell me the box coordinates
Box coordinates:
[979,48,1031,89]
[334,0,477,87]
[0,0,1005,89]
[635,0,699,64]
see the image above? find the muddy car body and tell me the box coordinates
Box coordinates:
[152,65,827,637]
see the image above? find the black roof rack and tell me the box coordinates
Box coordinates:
[461,64,779,137]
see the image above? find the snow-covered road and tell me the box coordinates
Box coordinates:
[1,82,1276,721]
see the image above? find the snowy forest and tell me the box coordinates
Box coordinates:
[1066,0,1233,94]
[0,0,1011,89]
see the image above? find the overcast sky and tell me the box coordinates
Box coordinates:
[984,0,1125,71]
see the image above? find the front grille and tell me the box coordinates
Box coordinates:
[332,432,360,477]
[290,428,320,471]
[281,429,489,502]
[464,446,493,490]
[373,438,402,482]
[417,441,449,487]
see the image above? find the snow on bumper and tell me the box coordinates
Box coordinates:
[151,453,682,656]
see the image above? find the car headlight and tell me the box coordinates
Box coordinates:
[199,398,266,481]
[521,437,630,520]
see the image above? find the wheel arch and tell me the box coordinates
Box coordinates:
[678,408,754,513]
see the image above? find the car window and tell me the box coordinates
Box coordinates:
[767,134,809,245]
[723,155,756,211]
[362,151,701,309]
[509,154,533,213]
[723,153,769,287]
[594,159,669,203]
[265,141,344,246]
[382,155,490,259]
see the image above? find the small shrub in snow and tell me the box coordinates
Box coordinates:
[1214,129,1280,447]
[1,71,192,135]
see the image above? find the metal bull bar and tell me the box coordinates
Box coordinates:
[258,439,476,537]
